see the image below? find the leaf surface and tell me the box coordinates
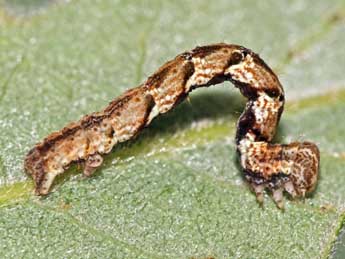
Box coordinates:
[0,1,345,258]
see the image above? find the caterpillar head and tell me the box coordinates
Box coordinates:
[248,142,320,209]
[282,142,320,196]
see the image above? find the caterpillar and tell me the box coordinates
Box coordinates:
[24,43,320,208]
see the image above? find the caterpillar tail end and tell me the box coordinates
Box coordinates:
[24,147,56,196]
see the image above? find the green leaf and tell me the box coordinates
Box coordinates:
[1,0,345,258]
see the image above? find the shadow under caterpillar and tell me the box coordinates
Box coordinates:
[24,43,320,208]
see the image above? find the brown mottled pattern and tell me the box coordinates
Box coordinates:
[282,142,320,195]
[145,56,194,113]
[109,87,154,141]
[190,43,233,58]
[24,43,320,208]
[251,93,282,141]
[245,142,284,178]
[186,44,236,90]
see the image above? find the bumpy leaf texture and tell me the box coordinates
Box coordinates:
[0,0,345,258]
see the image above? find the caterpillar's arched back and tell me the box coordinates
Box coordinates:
[24,43,320,208]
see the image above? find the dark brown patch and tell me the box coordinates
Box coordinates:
[183,61,195,82]
[232,80,259,100]
[251,52,276,77]
[180,51,193,61]
[24,147,46,192]
[191,43,229,58]
[235,103,256,144]
[106,128,115,139]
[228,51,243,66]
[264,88,280,98]
[277,94,285,122]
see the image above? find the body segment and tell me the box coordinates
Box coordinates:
[25,43,320,208]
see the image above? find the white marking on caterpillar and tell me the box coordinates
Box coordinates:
[146,105,160,126]
[24,43,320,209]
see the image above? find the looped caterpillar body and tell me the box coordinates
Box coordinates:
[24,43,320,208]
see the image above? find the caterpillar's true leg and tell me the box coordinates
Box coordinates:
[251,183,265,205]
[272,188,284,209]
[83,153,103,177]
[251,182,284,209]
[283,181,297,198]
